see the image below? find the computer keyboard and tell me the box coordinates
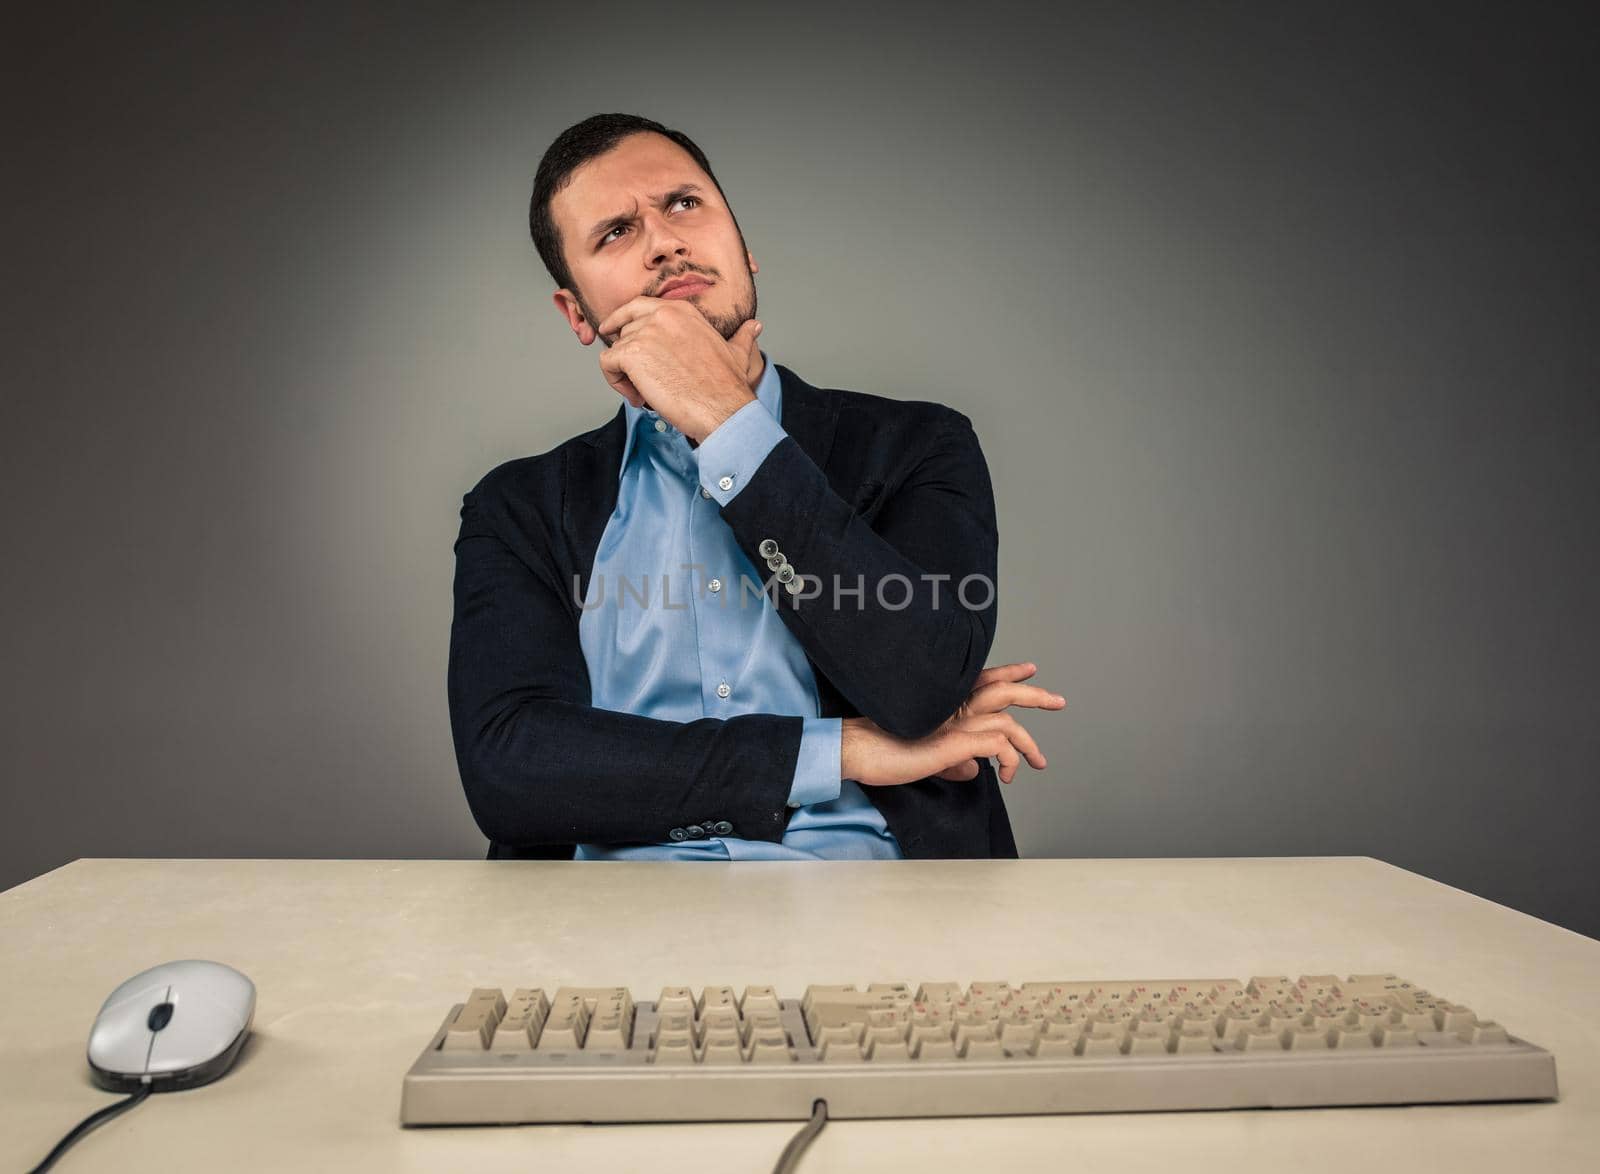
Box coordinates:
[399,973,1558,1124]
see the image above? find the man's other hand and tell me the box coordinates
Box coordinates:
[841,662,1064,788]
[934,661,1065,782]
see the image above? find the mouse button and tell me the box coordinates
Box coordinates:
[88,1000,162,1075]
[147,994,245,1072]
[99,975,172,1016]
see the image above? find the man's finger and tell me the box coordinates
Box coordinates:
[728,317,762,367]
[597,345,645,407]
[966,681,1066,717]
[594,295,669,342]
[959,712,1046,770]
[973,662,1037,690]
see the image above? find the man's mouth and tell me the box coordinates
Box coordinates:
[658,277,713,298]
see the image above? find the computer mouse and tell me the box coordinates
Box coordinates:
[87,959,255,1093]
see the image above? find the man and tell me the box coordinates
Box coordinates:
[448,114,1064,860]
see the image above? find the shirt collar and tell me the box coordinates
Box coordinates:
[617,348,780,481]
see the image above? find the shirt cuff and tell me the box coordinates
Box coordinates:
[697,399,787,506]
[787,717,843,809]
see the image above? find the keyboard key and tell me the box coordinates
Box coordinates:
[867,1037,911,1062]
[820,1037,864,1062]
[539,990,590,1049]
[1332,1026,1376,1049]
[653,1035,695,1065]
[1081,1027,1123,1056]
[1469,1022,1510,1044]
[748,1033,794,1064]
[817,1024,863,1052]
[1127,1025,1169,1055]
[657,986,695,1015]
[1001,1022,1042,1057]
[442,988,506,1050]
[702,1035,743,1064]
[1288,1025,1332,1050]
[697,985,737,1016]
[657,1011,692,1034]
[740,985,781,1016]
[913,1035,957,1060]
[489,989,548,1051]
[587,1014,632,1050]
[697,1008,740,1039]
[1375,1023,1417,1048]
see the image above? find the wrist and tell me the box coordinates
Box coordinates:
[699,386,756,441]
[840,717,869,780]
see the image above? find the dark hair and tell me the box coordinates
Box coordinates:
[529,113,735,295]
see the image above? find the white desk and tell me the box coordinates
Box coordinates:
[1,857,1594,1171]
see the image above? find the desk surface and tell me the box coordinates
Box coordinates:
[1,857,1594,1171]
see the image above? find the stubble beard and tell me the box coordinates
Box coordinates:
[580,271,758,347]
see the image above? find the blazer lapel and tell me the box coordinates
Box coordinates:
[562,407,626,614]
[774,363,840,473]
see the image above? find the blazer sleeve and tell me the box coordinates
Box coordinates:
[447,485,803,848]
[712,409,999,741]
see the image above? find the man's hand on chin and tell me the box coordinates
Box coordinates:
[594,297,763,443]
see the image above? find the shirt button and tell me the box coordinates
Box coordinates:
[699,487,711,499]
[654,418,668,433]
[708,578,722,593]
[718,475,734,491]
[716,681,731,699]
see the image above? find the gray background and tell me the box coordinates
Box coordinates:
[4,3,1596,937]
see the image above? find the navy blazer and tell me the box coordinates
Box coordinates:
[448,362,1017,860]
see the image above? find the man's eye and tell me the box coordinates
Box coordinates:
[599,197,700,246]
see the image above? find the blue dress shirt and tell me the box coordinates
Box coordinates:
[573,350,903,860]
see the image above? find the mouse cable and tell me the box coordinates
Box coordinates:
[772,1097,829,1174]
[27,1081,152,1174]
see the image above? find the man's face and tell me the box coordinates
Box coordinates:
[550,131,758,347]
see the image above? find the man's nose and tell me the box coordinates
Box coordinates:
[643,213,689,267]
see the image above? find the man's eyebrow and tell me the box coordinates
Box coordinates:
[585,184,706,244]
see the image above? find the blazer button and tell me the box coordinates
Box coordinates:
[766,554,788,572]
[758,538,779,559]
[668,827,687,841]
[686,824,705,838]
[774,564,795,583]
[783,576,803,596]
[713,820,733,835]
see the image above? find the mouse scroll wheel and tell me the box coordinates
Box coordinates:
[147,1001,175,1031]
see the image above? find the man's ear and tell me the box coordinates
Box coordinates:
[553,289,597,346]
[747,250,759,277]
